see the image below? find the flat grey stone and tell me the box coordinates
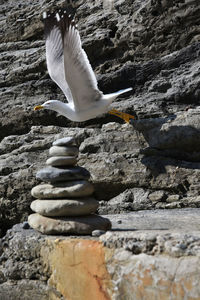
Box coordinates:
[28,213,112,235]
[107,208,200,231]
[46,156,77,167]
[36,166,90,183]
[31,181,94,199]
[49,146,79,157]
[30,198,99,217]
[53,137,75,146]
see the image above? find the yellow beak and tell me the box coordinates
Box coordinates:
[34,105,44,111]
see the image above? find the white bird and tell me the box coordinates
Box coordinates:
[34,10,135,123]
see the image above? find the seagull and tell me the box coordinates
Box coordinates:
[34,10,135,123]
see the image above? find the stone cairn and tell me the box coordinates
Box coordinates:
[28,137,111,235]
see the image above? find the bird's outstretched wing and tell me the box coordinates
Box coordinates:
[43,12,73,103]
[59,12,103,111]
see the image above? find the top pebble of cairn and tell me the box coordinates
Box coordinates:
[52,137,75,147]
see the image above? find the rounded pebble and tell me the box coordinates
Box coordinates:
[31,198,99,217]
[36,166,90,183]
[22,221,30,229]
[31,181,94,199]
[49,146,79,157]
[28,214,112,235]
[46,156,77,167]
[91,230,106,237]
[53,137,75,146]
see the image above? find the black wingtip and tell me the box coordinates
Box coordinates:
[43,8,77,40]
[57,9,77,40]
[43,11,58,38]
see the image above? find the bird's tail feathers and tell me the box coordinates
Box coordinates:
[115,87,133,95]
[103,87,133,102]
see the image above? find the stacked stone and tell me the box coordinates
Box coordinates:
[28,137,111,235]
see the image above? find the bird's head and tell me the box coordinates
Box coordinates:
[34,100,61,112]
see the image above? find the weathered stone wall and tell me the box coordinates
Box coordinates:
[0,0,200,298]
[1,221,200,300]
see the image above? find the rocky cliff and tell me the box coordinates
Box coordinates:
[0,0,200,298]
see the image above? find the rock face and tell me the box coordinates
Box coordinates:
[0,0,200,296]
[29,136,111,235]
[1,0,200,140]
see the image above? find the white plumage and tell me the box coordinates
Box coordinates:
[34,10,134,123]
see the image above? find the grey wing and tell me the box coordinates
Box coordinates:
[44,13,73,103]
[59,13,102,111]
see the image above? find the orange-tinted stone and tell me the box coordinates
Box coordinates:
[42,239,113,300]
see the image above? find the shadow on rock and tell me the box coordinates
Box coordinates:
[134,107,200,151]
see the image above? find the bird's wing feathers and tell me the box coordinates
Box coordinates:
[44,13,73,103]
[59,13,102,111]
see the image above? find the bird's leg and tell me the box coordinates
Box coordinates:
[108,109,135,123]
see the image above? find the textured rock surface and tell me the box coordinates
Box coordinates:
[1,120,200,234]
[31,181,94,199]
[1,0,200,140]
[1,213,200,300]
[28,213,112,235]
[0,280,64,300]
[30,198,99,217]
[1,0,200,297]
[107,208,200,233]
